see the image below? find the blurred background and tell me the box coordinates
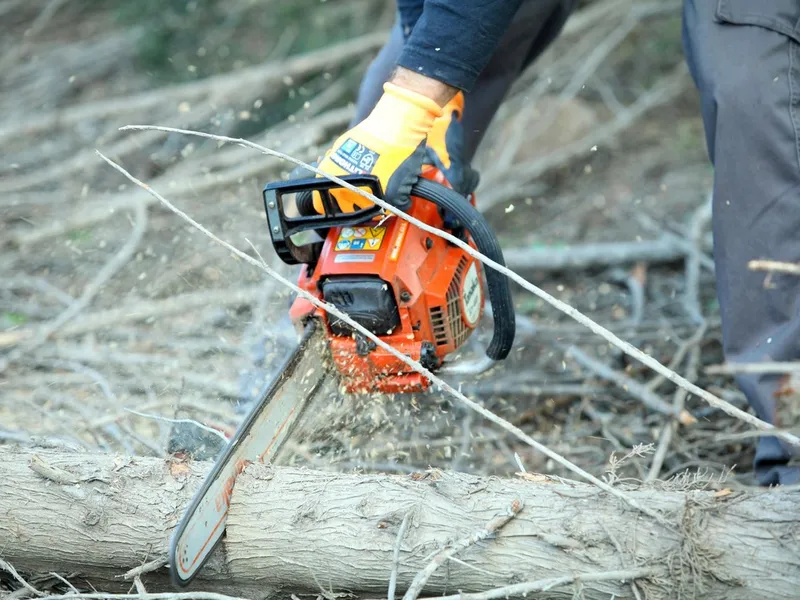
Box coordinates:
[3,0,779,487]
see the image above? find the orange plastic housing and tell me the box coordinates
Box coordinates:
[289,168,485,394]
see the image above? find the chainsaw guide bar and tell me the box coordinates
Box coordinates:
[169,319,332,587]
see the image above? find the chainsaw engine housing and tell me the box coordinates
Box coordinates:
[289,173,485,393]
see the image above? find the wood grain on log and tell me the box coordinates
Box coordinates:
[0,448,798,600]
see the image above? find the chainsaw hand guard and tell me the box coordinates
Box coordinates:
[263,175,385,265]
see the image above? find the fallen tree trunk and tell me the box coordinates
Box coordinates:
[0,448,798,600]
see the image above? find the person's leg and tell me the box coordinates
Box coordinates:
[351,0,578,162]
[682,0,800,485]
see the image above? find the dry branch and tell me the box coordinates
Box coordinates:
[8,106,351,248]
[566,345,695,424]
[748,259,800,276]
[23,202,147,354]
[0,286,265,349]
[0,31,385,148]
[478,62,691,209]
[1,448,799,600]
[705,362,800,375]
[503,237,688,272]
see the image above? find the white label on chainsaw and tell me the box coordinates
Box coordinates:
[461,262,482,327]
[334,253,375,263]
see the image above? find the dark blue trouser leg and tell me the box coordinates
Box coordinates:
[682,0,800,485]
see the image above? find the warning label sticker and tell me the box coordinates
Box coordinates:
[335,226,386,251]
[330,138,380,174]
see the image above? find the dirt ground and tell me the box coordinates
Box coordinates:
[1,0,793,536]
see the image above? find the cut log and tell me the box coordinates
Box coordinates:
[0,447,798,600]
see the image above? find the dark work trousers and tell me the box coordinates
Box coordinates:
[351,0,578,162]
[683,0,800,485]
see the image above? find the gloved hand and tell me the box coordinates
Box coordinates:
[313,81,443,213]
[423,91,477,196]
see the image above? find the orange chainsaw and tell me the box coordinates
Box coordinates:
[168,165,515,586]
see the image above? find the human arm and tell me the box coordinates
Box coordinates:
[396,0,525,92]
[314,1,523,209]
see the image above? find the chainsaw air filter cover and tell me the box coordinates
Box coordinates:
[321,275,400,337]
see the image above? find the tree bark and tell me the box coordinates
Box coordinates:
[0,448,798,600]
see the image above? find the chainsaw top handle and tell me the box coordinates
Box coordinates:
[262,173,515,361]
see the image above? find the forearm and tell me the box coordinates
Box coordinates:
[396,0,524,92]
[389,66,458,106]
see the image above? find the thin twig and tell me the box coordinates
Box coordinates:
[479,63,691,209]
[402,499,523,600]
[503,237,690,272]
[492,11,640,172]
[0,31,386,147]
[123,408,228,442]
[97,150,670,524]
[705,362,800,375]
[422,566,664,600]
[566,345,695,425]
[683,193,713,323]
[646,332,703,483]
[0,558,44,597]
[513,453,527,473]
[113,124,800,449]
[713,429,800,442]
[47,572,78,594]
[0,276,75,306]
[388,514,411,600]
[748,259,800,276]
[57,286,263,339]
[646,324,707,392]
[133,578,147,595]
[0,0,69,71]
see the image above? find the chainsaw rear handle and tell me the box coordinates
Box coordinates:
[410,178,515,361]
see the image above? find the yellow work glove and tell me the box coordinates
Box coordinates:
[423,91,479,196]
[314,82,443,213]
[425,91,463,175]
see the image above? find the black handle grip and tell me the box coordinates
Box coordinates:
[409,179,515,361]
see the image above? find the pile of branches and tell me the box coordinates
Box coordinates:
[2,1,800,599]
